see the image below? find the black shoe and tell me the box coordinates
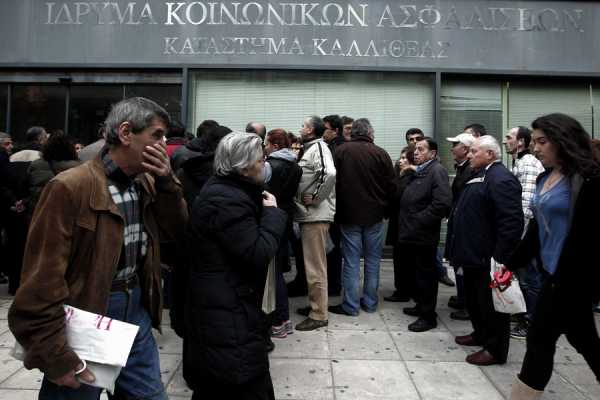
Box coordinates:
[384,292,411,302]
[403,306,421,317]
[448,296,465,310]
[450,309,470,321]
[287,282,308,297]
[328,304,356,316]
[408,318,437,332]
[295,318,328,331]
[296,306,311,317]
[439,274,455,287]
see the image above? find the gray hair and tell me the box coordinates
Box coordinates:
[351,118,373,138]
[477,135,502,160]
[214,132,264,177]
[104,97,170,145]
[0,132,11,144]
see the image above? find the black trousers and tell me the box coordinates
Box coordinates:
[192,372,275,400]
[397,243,438,322]
[463,267,510,363]
[519,280,600,390]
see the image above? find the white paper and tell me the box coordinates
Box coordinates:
[11,305,139,394]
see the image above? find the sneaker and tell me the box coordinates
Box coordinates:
[295,318,328,331]
[510,323,528,340]
[271,323,288,339]
[284,320,294,335]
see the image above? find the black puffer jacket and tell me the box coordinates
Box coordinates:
[182,175,287,388]
[265,149,302,218]
[396,159,451,246]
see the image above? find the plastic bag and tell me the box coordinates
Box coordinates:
[489,259,527,314]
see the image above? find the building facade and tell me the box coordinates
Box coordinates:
[1,0,599,168]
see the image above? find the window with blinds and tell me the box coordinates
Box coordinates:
[188,70,433,160]
[439,80,503,171]
[507,82,593,135]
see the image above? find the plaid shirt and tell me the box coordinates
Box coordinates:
[513,151,545,220]
[101,147,148,280]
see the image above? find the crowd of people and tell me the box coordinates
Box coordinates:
[0,97,598,400]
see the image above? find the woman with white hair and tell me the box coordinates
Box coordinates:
[182,132,287,399]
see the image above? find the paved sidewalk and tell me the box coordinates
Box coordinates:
[0,261,598,399]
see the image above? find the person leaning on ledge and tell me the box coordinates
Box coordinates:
[8,97,188,400]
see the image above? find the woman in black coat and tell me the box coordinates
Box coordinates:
[504,113,600,400]
[264,129,302,338]
[384,145,416,302]
[183,132,287,400]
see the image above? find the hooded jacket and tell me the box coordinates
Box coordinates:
[265,148,302,218]
[294,138,336,223]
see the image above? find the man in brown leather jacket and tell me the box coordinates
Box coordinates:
[8,97,188,399]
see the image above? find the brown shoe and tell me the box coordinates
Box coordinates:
[455,334,480,347]
[295,318,328,331]
[466,349,502,366]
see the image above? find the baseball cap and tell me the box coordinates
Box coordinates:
[446,133,476,147]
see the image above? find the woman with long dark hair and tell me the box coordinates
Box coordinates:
[504,113,600,399]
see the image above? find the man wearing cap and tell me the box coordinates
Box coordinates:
[444,133,476,321]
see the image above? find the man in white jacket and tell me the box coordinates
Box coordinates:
[294,116,337,331]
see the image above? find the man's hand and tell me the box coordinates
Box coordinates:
[142,142,171,177]
[263,191,278,208]
[49,363,95,389]
[302,194,315,206]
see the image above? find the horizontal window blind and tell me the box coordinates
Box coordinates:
[440,80,503,171]
[188,70,433,161]
[508,82,593,133]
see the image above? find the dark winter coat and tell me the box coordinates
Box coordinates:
[446,161,524,269]
[396,159,451,246]
[386,169,415,245]
[444,160,476,259]
[176,152,215,212]
[265,149,302,218]
[170,137,204,173]
[334,136,396,226]
[182,175,287,388]
[508,171,600,303]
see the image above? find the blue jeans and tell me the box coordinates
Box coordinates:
[340,222,385,315]
[517,259,543,321]
[39,285,167,400]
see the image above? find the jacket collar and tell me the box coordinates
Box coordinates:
[351,136,373,144]
[416,158,438,174]
[88,155,153,214]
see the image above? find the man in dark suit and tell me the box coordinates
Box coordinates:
[446,136,524,366]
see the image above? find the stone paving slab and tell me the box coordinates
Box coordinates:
[0,261,597,400]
